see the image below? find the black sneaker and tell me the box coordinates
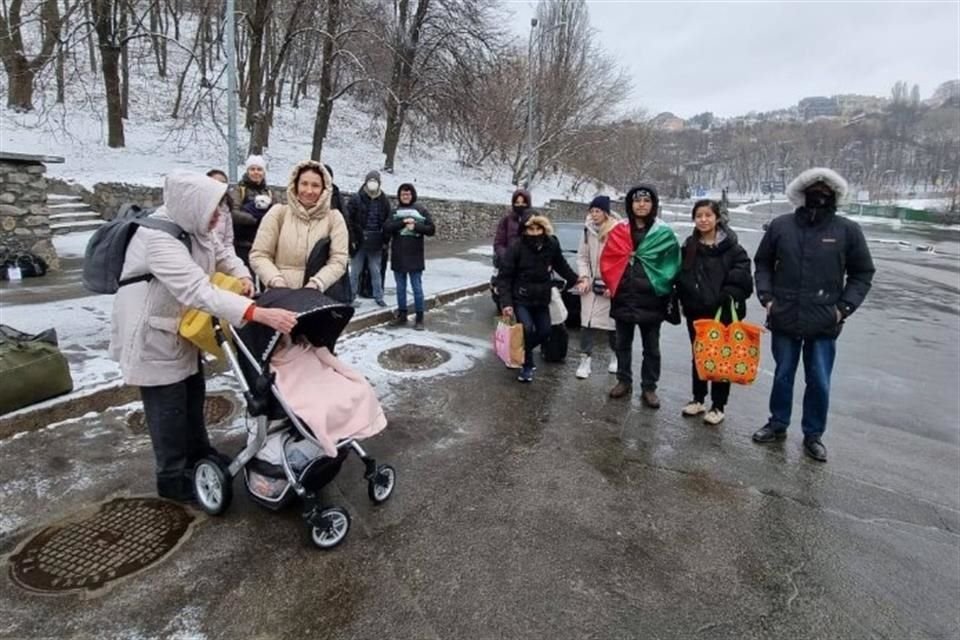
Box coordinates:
[803,437,828,462]
[752,424,787,443]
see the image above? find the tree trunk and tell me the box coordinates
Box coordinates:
[120,2,129,118]
[101,46,125,147]
[382,103,403,172]
[84,0,97,73]
[55,43,65,103]
[5,58,35,112]
[311,0,340,161]
[244,0,269,131]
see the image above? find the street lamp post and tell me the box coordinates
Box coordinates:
[524,17,538,189]
[226,0,238,183]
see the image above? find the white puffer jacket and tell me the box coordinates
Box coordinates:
[110,172,253,387]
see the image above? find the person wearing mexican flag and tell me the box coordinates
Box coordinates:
[600,184,681,408]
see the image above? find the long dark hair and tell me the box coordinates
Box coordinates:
[684,199,722,269]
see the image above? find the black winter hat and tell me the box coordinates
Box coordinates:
[397,183,418,203]
[589,195,611,214]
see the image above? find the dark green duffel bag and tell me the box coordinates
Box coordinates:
[0,325,74,415]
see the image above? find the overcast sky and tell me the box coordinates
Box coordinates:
[505,1,960,118]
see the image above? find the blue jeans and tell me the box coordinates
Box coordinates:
[768,332,837,438]
[349,247,383,301]
[516,304,552,368]
[394,270,424,314]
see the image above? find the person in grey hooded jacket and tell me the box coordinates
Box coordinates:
[111,172,298,502]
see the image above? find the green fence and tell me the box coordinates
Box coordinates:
[843,204,959,224]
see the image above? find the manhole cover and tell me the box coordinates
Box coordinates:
[127,394,236,433]
[8,497,195,596]
[377,344,451,372]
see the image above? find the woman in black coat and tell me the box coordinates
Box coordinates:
[384,183,436,329]
[497,215,579,383]
[675,199,753,425]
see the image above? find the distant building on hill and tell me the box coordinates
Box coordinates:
[652,112,685,131]
[835,94,888,118]
[798,96,840,120]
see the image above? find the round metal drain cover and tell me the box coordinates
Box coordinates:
[9,497,195,596]
[127,393,236,433]
[378,344,451,372]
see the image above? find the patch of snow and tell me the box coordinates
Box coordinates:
[0,15,606,207]
[52,230,96,257]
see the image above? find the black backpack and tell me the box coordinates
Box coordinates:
[82,203,191,294]
[1,251,48,279]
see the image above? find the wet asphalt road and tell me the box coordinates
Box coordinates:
[0,214,958,639]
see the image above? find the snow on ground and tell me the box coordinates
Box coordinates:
[0,15,604,207]
[52,229,95,258]
[0,241,494,399]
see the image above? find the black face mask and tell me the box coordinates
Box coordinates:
[512,204,528,216]
[523,234,545,250]
[805,189,835,210]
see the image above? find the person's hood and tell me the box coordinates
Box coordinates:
[624,183,660,228]
[162,171,227,237]
[524,214,554,236]
[397,183,418,204]
[511,188,532,212]
[286,159,333,221]
[363,170,382,196]
[584,210,621,240]
[786,167,848,208]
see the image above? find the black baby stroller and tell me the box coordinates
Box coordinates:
[191,288,397,549]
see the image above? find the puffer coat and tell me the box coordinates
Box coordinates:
[249,160,349,292]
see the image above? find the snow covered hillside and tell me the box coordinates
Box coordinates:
[0,19,605,207]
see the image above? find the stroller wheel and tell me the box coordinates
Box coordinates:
[309,507,350,549]
[367,464,397,505]
[194,457,233,516]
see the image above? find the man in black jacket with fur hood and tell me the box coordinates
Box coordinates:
[752,167,875,462]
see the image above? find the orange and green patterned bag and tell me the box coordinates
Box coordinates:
[692,302,763,385]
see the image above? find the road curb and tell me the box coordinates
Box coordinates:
[0,281,490,440]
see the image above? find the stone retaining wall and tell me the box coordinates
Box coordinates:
[0,160,58,271]
[79,181,603,241]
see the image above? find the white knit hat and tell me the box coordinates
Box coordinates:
[245,154,266,172]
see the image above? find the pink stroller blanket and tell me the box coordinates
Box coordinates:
[270,343,387,457]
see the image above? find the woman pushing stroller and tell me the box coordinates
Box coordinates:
[110,171,298,503]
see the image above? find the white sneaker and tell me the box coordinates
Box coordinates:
[681,401,706,417]
[607,355,618,374]
[703,408,725,425]
[576,355,592,379]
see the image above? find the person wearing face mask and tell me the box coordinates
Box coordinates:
[493,188,534,267]
[347,170,392,306]
[752,168,874,462]
[249,160,349,296]
[111,171,298,502]
[600,184,681,409]
[497,215,579,383]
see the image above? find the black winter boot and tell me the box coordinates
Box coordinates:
[391,310,408,326]
[414,312,425,331]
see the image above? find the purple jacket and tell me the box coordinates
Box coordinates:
[493,189,533,266]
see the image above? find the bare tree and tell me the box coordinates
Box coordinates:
[0,0,72,111]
